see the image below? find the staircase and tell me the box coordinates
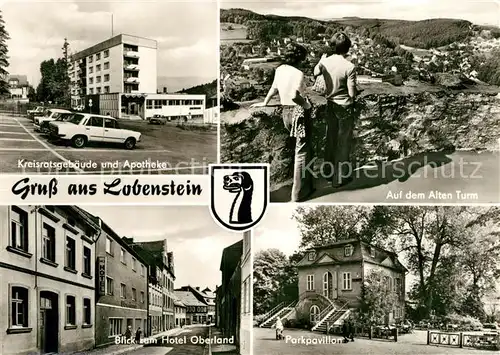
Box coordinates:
[311,302,350,333]
[259,300,297,328]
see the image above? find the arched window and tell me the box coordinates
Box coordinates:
[310,305,320,323]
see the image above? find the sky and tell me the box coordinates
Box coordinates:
[222,0,500,26]
[1,0,218,91]
[81,205,242,290]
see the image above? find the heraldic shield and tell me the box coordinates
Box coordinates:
[210,164,269,232]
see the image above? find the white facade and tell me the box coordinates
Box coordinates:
[69,34,158,108]
[145,94,206,120]
[240,231,252,355]
[0,206,100,355]
[204,106,219,124]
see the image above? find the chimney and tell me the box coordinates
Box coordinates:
[196,287,200,291]
[163,87,167,94]
[122,237,134,244]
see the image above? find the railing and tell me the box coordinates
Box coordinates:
[260,302,284,322]
[328,324,399,342]
[428,331,500,351]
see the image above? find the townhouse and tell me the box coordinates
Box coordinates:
[0,206,100,354]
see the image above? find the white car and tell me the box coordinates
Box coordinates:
[27,106,45,119]
[34,108,72,132]
[48,113,141,149]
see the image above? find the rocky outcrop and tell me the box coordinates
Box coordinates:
[221,81,500,189]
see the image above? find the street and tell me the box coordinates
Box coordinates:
[0,115,216,174]
[270,150,500,203]
[140,325,210,355]
[254,327,497,355]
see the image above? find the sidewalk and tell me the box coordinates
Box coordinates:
[209,327,238,355]
[78,328,180,355]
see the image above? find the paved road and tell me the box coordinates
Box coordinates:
[141,325,210,355]
[254,327,497,355]
[271,150,500,203]
[0,115,216,174]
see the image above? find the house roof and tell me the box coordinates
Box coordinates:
[298,239,407,272]
[8,75,29,86]
[174,291,206,307]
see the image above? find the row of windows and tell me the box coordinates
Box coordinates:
[89,62,110,73]
[88,49,109,63]
[145,99,204,109]
[105,237,147,276]
[109,318,145,337]
[89,74,110,85]
[307,244,364,261]
[9,286,91,330]
[10,207,93,277]
[105,276,145,303]
[306,272,353,291]
[88,86,110,94]
[186,306,207,313]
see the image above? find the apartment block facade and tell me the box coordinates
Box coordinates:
[69,34,157,104]
[94,221,148,347]
[0,206,101,355]
[124,238,175,334]
[296,239,407,325]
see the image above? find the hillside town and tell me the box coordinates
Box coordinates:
[221,18,500,102]
[0,206,251,355]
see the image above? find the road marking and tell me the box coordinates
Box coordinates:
[0,138,37,142]
[13,117,84,173]
[0,123,22,127]
[0,131,29,135]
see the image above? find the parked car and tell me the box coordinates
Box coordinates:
[39,112,76,133]
[34,108,72,132]
[149,114,167,125]
[27,106,45,118]
[48,113,141,149]
[27,106,45,120]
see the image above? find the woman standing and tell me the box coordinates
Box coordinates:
[251,43,315,202]
[314,32,357,187]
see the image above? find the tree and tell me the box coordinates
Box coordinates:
[358,269,398,325]
[253,249,288,315]
[37,58,69,104]
[0,10,10,95]
[27,86,36,102]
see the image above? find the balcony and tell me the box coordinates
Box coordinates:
[124,77,140,84]
[124,50,140,58]
[123,64,140,71]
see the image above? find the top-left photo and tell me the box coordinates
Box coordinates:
[0,0,218,175]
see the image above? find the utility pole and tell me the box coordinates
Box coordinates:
[111,14,114,37]
[62,38,70,107]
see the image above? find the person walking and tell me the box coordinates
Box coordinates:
[124,325,132,342]
[251,43,315,202]
[314,32,357,187]
[135,327,142,344]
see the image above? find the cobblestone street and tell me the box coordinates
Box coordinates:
[141,326,210,355]
[254,327,498,355]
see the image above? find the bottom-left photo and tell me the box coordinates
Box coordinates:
[0,205,252,355]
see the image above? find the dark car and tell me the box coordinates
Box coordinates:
[149,114,167,125]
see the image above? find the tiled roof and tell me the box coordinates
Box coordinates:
[174,291,206,307]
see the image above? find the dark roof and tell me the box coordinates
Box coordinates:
[8,75,29,86]
[174,291,206,307]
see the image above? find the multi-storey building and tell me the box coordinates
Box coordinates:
[240,231,252,355]
[124,238,175,334]
[7,75,30,101]
[295,239,407,326]
[173,294,187,327]
[216,239,244,352]
[68,33,207,121]
[201,287,216,323]
[0,206,101,354]
[174,288,208,325]
[94,219,148,347]
[69,34,157,106]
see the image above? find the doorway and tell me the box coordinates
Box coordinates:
[40,291,58,354]
[323,271,336,299]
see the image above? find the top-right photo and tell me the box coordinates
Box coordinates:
[219,0,500,204]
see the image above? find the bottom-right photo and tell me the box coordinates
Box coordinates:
[253,205,500,355]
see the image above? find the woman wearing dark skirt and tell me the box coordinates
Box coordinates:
[251,43,315,202]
